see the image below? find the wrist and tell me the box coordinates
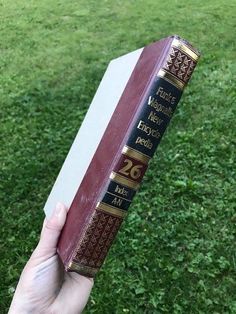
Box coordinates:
[8,292,32,314]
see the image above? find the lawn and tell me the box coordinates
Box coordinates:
[1,0,236,313]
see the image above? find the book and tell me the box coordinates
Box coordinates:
[44,35,200,277]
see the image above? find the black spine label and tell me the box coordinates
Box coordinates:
[97,75,183,217]
[126,77,182,157]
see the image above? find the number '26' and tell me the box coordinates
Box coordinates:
[119,159,143,180]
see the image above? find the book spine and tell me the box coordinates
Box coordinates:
[68,38,200,277]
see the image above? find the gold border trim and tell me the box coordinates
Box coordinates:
[67,261,98,277]
[157,69,185,90]
[172,38,199,61]
[122,145,150,165]
[110,171,140,190]
[96,202,127,218]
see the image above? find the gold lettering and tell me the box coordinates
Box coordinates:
[115,185,128,197]
[148,111,163,125]
[111,197,123,207]
[137,120,161,139]
[135,136,153,149]
[156,86,176,105]
[147,96,173,118]
[119,159,143,180]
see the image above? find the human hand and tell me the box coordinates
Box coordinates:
[9,203,94,314]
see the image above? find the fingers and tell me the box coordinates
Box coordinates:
[33,202,68,259]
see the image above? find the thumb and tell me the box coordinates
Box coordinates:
[33,202,68,259]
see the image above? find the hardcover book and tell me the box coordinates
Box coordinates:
[44,35,200,277]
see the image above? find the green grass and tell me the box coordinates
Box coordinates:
[1,0,236,312]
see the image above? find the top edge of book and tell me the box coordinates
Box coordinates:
[111,35,200,64]
[171,34,201,60]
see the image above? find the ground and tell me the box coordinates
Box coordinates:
[1,0,236,313]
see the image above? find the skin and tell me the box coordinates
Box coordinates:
[8,203,94,314]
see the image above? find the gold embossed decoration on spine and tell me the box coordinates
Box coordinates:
[109,171,140,190]
[157,69,185,90]
[68,261,99,277]
[67,36,200,277]
[158,37,200,90]
[96,201,127,218]
[172,38,200,61]
[122,145,150,165]
[69,210,123,275]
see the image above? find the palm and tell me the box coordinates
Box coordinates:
[24,254,63,310]
[9,203,93,314]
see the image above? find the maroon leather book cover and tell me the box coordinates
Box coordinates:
[44,35,200,277]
